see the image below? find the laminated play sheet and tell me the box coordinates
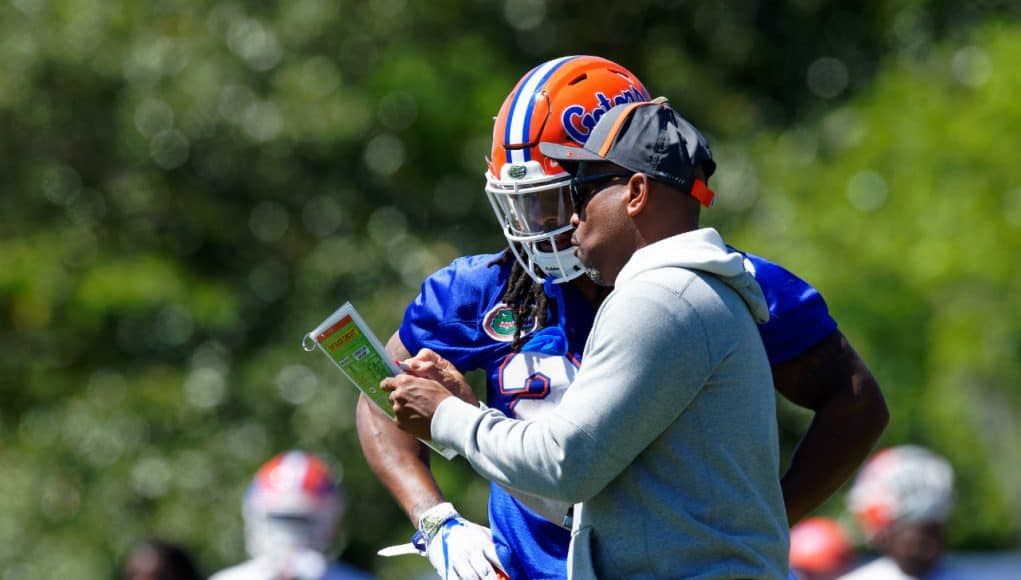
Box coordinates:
[303,302,456,459]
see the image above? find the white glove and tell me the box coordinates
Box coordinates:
[417,502,506,579]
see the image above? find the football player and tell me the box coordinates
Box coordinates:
[210,451,372,580]
[122,538,200,580]
[841,446,957,580]
[356,55,888,579]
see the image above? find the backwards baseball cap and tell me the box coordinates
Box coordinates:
[539,98,717,207]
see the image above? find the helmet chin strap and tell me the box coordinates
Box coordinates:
[533,246,585,284]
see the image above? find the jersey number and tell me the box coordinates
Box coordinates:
[497,352,580,419]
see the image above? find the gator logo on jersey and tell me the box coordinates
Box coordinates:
[482,303,535,342]
[561,87,647,144]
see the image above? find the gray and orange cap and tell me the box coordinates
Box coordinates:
[538,99,717,207]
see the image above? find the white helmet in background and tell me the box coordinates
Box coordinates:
[243,451,343,559]
[848,445,955,540]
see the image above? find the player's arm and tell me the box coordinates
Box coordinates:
[355,331,442,525]
[358,332,505,579]
[772,329,889,524]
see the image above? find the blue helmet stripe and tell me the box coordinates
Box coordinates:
[505,56,576,164]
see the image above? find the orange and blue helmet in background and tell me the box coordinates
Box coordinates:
[242,450,343,559]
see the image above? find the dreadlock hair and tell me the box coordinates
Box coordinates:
[488,247,552,351]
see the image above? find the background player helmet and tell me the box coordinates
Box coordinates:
[242,451,343,559]
[848,445,955,540]
[485,55,651,284]
[789,517,853,577]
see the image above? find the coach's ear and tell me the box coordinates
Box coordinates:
[625,173,651,218]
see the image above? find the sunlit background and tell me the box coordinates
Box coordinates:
[2,0,1020,577]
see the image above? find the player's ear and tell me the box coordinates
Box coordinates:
[625,173,650,218]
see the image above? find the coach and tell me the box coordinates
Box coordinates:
[383,100,789,579]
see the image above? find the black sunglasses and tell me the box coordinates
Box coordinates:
[569,172,633,213]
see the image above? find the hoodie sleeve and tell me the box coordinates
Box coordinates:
[431,277,714,502]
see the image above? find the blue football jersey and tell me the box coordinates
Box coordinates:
[398,250,837,580]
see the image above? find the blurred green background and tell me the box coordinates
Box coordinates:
[1,0,1020,577]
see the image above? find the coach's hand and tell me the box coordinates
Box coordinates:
[401,348,479,405]
[381,374,451,440]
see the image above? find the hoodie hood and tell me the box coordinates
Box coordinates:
[614,228,769,323]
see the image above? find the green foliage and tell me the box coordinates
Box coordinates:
[1,0,1020,577]
[724,20,1021,549]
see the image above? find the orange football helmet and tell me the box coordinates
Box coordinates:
[485,56,650,283]
[789,517,853,576]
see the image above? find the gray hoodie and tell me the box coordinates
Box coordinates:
[433,227,789,579]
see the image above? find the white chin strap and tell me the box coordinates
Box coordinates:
[533,247,585,284]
